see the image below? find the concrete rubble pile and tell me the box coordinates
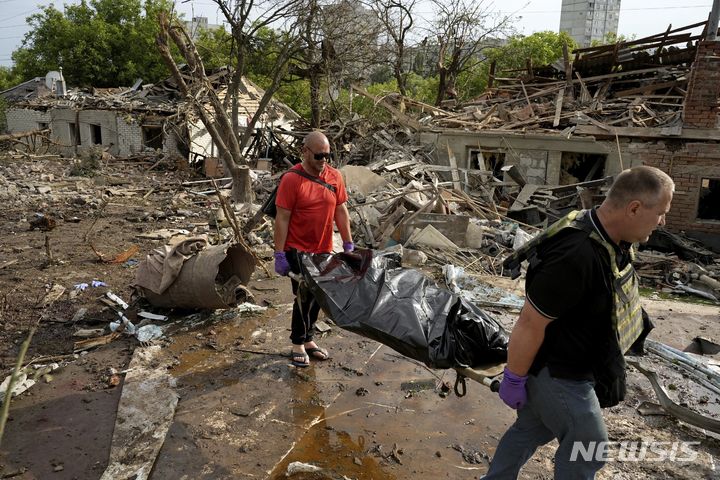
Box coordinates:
[384,21,705,135]
[239,124,719,302]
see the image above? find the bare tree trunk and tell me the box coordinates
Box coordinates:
[156,12,254,203]
[395,46,407,97]
[231,166,253,204]
[436,67,447,105]
[309,71,322,128]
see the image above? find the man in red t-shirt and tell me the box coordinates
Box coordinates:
[273,131,354,367]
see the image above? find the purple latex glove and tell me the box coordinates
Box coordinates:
[342,241,355,253]
[498,367,528,410]
[274,251,290,276]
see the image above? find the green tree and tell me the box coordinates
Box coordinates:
[455,31,577,100]
[12,0,172,87]
[194,25,289,82]
[193,26,232,72]
[0,66,22,92]
[487,31,577,72]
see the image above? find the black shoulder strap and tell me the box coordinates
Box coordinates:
[287,169,337,193]
[502,210,594,279]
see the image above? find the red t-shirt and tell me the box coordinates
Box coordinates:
[275,164,348,253]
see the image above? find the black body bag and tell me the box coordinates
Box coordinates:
[296,249,509,369]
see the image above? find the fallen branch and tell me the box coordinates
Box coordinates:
[0,129,50,142]
[0,319,40,447]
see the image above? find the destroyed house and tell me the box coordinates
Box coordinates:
[417,21,720,248]
[1,68,298,164]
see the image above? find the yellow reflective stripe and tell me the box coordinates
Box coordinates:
[610,251,642,353]
[617,315,643,352]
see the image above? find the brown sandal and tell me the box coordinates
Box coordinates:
[306,347,329,361]
[290,351,310,367]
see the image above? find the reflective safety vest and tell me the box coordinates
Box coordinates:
[503,210,643,354]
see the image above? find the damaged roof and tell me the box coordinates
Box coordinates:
[2,66,300,123]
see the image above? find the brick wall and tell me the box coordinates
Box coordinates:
[6,108,51,133]
[163,127,185,158]
[626,139,720,236]
[116,116,142,157]
[683,40,720,129]
[503,149,548,185]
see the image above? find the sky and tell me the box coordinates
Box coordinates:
[0,0,715,68]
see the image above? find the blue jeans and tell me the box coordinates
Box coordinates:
[482,367,608,480]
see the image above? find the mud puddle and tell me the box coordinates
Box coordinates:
[149,306,513,479]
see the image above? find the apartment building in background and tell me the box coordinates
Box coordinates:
[560,0,621,47]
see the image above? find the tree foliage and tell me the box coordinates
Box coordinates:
[486,31,577,73]
[453,31,577,101]
[12,0,172,87]
[0,66,23,92]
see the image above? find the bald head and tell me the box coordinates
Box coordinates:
[301,131,331,176]
[303,131,330,151]
[606,166,675,209]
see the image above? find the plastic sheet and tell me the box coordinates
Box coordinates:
[298,249,508,369]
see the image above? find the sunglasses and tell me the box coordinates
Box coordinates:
[305,146,333,161]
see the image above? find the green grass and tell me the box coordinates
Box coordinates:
[639,287,718,306]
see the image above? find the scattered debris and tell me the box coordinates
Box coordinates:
[99,346,179,480]
[629,360,720,435]
[451,443,489,464]
[134,240,255,309]
[286,461,322,475]
[0,363,59,402]
[36,284,65,308]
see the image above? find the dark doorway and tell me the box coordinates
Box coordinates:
[697,178,720,221]
[560,152,606,185]
[469,149,506,180]
[69,122,79,145]
[142,126,164,150]
[90,124,102,145]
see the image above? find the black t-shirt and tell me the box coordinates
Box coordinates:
[526,209,632,379]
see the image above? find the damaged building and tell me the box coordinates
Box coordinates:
[1,68,298,166]
[413,21,720,248]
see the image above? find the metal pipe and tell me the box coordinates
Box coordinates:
[629,360,720,435]
[645,339,720,396]
[708,0,720,41]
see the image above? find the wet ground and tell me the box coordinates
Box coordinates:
[1,155,719,479]
[3,273,720,479]
[2,273,525,479]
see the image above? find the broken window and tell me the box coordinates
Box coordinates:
[142,126,164,150]
[697,178,720,221]
[468,149,506,180]
[38,122,48,130]
[90,124,102,145]
[68,122,79,145]
[560,152,606,185]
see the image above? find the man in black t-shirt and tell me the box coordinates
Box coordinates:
[482,166,674,480]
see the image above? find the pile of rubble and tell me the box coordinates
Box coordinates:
[236,125,720,303]
[372,21,705,134]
